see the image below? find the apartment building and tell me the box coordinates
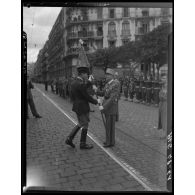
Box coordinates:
[34,6,172,81]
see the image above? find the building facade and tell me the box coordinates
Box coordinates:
[34,7,172,82]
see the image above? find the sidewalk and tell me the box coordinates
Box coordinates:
[26,85,148,191]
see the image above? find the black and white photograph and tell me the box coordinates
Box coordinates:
[22,2,173,193]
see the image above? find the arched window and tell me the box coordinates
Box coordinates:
[108,22,116,36]
[122,21,130,35]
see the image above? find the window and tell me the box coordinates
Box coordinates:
[142,10,149,17]
[123,8,128,17]
[108,40,116,47]
[108,22,116,35]
[109,8,115,18]
[142,23,148,33]
[122,39,129,45]
[97,7,103,19]
[161,8,169,16]
[122,21,130,35]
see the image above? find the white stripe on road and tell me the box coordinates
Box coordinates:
[35,87,161,191]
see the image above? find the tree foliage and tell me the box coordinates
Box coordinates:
[88,23,172,69]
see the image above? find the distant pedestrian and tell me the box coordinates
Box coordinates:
[65,66,98,149]
[27,76,42,119]
[44,80,48,91]
[123,76,129,100]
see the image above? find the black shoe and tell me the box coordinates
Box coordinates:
[103,144,114,148]
[103,144,111,148]
[34,115,42,118]
[80,143,93,150]
[90,110,95,112]
[65,138,75,148]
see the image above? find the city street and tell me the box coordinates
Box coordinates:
[26,83,167,191]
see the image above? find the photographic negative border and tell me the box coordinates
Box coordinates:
[22,1,173,193]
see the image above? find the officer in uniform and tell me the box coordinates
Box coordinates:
[141,78,146,104]
[153,79,160,106]
[135,78,140,103]
[129,76,135,102]
[123,76,129,100]
[145,75,152,105]
[65,66,98,149]
[96,68,120,147]
[114,72,121,122]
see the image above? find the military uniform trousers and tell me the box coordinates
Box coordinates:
[68,112,90,144]
[123,87,128,99]
[135,86,140,101]
[27,98,39,117]
[146,88,152,104]
[129,89,134,100]
[105,114,116,146]
[154,88,160,105]
[141,87,146,102]
[116,100,119,121]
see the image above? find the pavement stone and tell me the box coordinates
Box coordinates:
[26,85,152,192]
[26,84,167,192]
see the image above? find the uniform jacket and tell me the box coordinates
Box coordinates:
[27,80,34,100]
[71,77,98,115]
[97,79,120,115]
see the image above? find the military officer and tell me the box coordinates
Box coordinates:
[114,72,121,122]
[95,68,120,147]
[128,76,135,102]
[65,66,99,149]
[123,76,129,100]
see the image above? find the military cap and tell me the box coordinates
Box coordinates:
[77,67,89,74]
[105,68,115,76]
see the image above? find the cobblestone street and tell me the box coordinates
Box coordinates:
[26,84,167,191]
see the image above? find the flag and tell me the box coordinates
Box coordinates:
[77,39,90,68]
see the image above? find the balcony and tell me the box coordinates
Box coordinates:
[67,47,79,56]
[121,30,131,37]
[67,32,78,39]
[107,31,117,40]
[135,28,147,35]
[97,31,103,36]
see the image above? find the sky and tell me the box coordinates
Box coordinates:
[23,7,62,63]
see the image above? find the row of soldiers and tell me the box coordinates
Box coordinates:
[120,74,163,106]
[45,73,163,106]
[45,77,75,100]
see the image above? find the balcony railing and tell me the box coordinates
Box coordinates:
[97,31,103,36]
[121,30,131,36]
[108,31,117,37]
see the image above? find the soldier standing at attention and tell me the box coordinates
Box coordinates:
[123,76,129,101]
[65,66,99,149]
[114,72,121,122]
[95,68,120,147]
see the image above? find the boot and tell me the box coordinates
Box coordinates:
[65,125,80,148]
[80,128,93,149]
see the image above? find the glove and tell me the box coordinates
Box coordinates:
[92,85,97,92]
[88,75,94,82]
[97,98,102,104]
[99,106,104,111]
